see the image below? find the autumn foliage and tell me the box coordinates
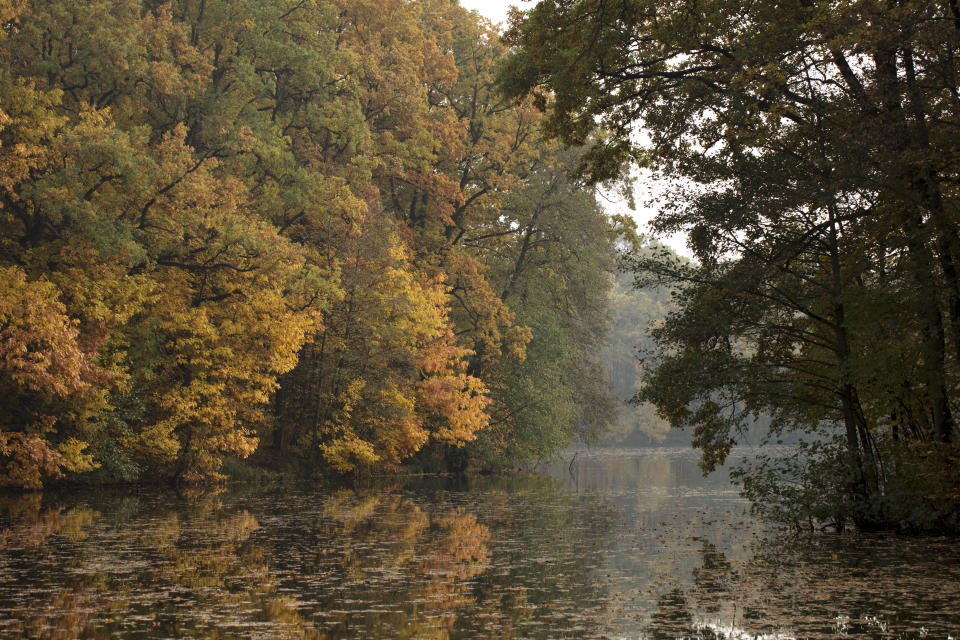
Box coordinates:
[0,0,618,487]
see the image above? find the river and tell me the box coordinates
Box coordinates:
[0,447,957,638]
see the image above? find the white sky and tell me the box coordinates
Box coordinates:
[457,0,691,257]
[457,0,525,25]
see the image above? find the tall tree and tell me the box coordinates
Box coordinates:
[504,0,960,527]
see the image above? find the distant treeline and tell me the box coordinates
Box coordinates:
[0,0,630,488]
[601,262,673,445]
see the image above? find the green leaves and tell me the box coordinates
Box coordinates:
[507,0,960,527]
[0,0,623,486]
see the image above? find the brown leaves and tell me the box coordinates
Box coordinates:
[0,267,99,399]
[0,432,65,489]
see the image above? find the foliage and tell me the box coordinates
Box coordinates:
[463,147,620,468]
[0,0,621,486]
[0,266,102,487]
[505,0,960,529]
[736,439,960,531]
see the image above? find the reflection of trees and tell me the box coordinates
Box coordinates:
[0,475,629,639]
[0,494,103,638]
[0,494,98,550]
[0,490,318,639]
[18,475,939,640]
[647,588,693,640]
[444,474,620,638]
[309,489,492,639]
[289,475,620,639]
[691,542,733,614]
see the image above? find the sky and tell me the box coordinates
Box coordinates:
[455,0,691,257]
[457,0,523,25]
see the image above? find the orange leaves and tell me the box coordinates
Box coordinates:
[0,0,601,486]
[276,202,491,473]
[415,316,491,446]
[418,371,490,446]
[0,432,66,489]
[0,267,100,399]
[0,268,106,486]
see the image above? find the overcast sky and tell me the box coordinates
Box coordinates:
[457,0,523,25]
[456,0,690,256]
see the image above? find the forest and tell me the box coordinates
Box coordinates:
[6,1,960,637]
[504,0,960,531]
[0,0,639,489]
[2,0,960,534]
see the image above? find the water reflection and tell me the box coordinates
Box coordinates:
[0,448,957,639]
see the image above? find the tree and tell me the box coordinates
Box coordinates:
[504,0,960,528]
[274,203,489,473]
[0,267,101,487]
[0,0,324,483]
[0,0,622,486]
[466,147,620,466]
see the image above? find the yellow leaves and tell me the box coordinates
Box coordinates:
[0,0,574,486]
[0,78,65,198]
[0,1,25,34]
[0,432,66,489]
[134,421,180,465]
[321,435,380,474]
[0,266,100,399]
[279,206,493,473]
[83,120,321,482]
[57,438,98,474]
[0,218,123,489]
[418,371,490,446]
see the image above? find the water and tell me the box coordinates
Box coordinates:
[0,447,957,639]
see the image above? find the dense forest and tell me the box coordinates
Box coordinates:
[4,0,959,534]
[505,0,960,530]
[0,0,640,488]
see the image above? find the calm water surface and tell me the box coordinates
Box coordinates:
[1,447,958,639]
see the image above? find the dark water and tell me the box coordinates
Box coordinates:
[0,447,958,639]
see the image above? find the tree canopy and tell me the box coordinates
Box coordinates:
[0,0,621,487]
[505,0,960,530]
